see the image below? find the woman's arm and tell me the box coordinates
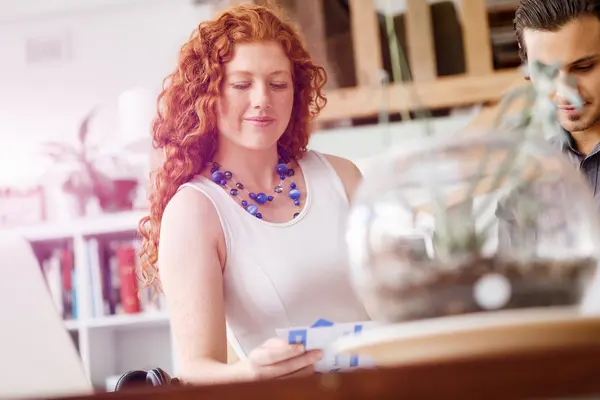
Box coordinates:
[158,186,247,384]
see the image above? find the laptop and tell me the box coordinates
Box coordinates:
[0,231,93,398]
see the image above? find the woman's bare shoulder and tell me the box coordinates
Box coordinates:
[163,183,220,221]
[321,153,363,202]
[160,185,223,250]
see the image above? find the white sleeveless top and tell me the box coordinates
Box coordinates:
[179,150,370,357]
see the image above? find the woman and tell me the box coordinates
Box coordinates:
[138,3,369,384]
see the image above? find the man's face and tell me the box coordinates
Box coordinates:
[524,15,600,133]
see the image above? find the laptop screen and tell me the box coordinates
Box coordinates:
[0,232,93,398]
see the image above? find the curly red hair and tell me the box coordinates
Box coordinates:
[138,3,327,289]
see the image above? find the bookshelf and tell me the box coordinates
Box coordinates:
[6,210,176,391]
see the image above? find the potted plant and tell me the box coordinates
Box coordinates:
[41,110,139,216]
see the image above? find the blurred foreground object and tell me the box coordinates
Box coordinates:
[0,231,91,398]
[346,60,600,323]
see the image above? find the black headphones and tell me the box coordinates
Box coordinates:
[114,368,179,391]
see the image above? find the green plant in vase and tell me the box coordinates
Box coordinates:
[347,60,600,323]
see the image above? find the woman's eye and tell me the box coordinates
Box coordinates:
[270,83,288,90]
[231,83,251,90]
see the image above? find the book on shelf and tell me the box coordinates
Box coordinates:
[40,246,76,321]
[37,238,165,325]
[87,237,165,319]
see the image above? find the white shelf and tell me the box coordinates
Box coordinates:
[10,222,75,242]
[79,210,149,238]
[62,312,169,332]
[84,312,169,330]
[4,210,148,242]
[64,319,80,331]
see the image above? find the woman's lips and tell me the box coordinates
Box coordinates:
[244,117,275,127]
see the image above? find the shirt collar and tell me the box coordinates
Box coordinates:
[549,130,600,160]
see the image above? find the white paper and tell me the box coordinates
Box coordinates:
[276,319,375,373]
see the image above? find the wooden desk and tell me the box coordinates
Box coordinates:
[60,345,600,399]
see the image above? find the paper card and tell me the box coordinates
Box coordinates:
[276,319,375,373]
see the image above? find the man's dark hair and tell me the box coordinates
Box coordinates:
[514,0,600,62]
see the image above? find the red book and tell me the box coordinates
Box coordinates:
[116,246,141,314]
[60,248,74,319]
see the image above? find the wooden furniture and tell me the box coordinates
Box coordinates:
[225,0,524,123]
[53,344,600,399]
[335,310,600,367]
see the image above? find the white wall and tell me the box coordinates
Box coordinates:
[0,0,177,21]
[0,0,215,186]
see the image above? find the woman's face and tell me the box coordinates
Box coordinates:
[216,41,294,151]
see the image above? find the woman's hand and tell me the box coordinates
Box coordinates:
[242,337,323,380]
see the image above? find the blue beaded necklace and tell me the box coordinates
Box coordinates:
[208,158,302,220]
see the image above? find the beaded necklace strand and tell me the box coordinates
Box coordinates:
[209,157,302,220]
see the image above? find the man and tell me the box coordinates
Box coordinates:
[496,0,600,252]
[509,2,600,314]
[514,0,600,197]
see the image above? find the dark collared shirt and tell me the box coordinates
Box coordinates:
[548,133,600,202]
